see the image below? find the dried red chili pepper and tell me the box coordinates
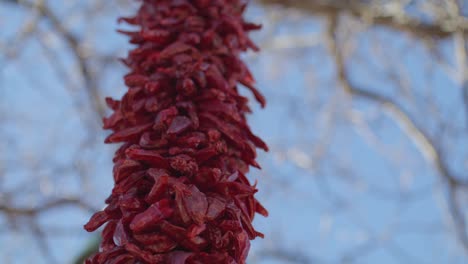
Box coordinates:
[84,0,267,263]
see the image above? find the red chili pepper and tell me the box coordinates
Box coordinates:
[84,1,267,263]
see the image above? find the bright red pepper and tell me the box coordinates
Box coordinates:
[84,1,267,263]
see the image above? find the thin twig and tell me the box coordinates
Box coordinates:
[0,198,98,216]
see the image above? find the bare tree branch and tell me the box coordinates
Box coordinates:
[0,198,97,216]
[2,0,106,120]
[257,0,468,40]
[325,14,468,252]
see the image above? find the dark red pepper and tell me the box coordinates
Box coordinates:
[84,1,267,263]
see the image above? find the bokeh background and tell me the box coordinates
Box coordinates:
[1,0,467,263]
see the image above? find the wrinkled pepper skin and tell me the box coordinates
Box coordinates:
[84,1,267,263]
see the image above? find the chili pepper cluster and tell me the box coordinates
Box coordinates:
[84,0,267,263]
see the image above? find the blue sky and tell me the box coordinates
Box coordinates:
[0,1,467,264]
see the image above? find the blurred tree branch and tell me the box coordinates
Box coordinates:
[0,198,97,216]
[257,0,468,39]
[325,14,468,252]
[1,0,106,121]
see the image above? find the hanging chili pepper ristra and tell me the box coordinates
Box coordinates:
[84,0,268,263]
